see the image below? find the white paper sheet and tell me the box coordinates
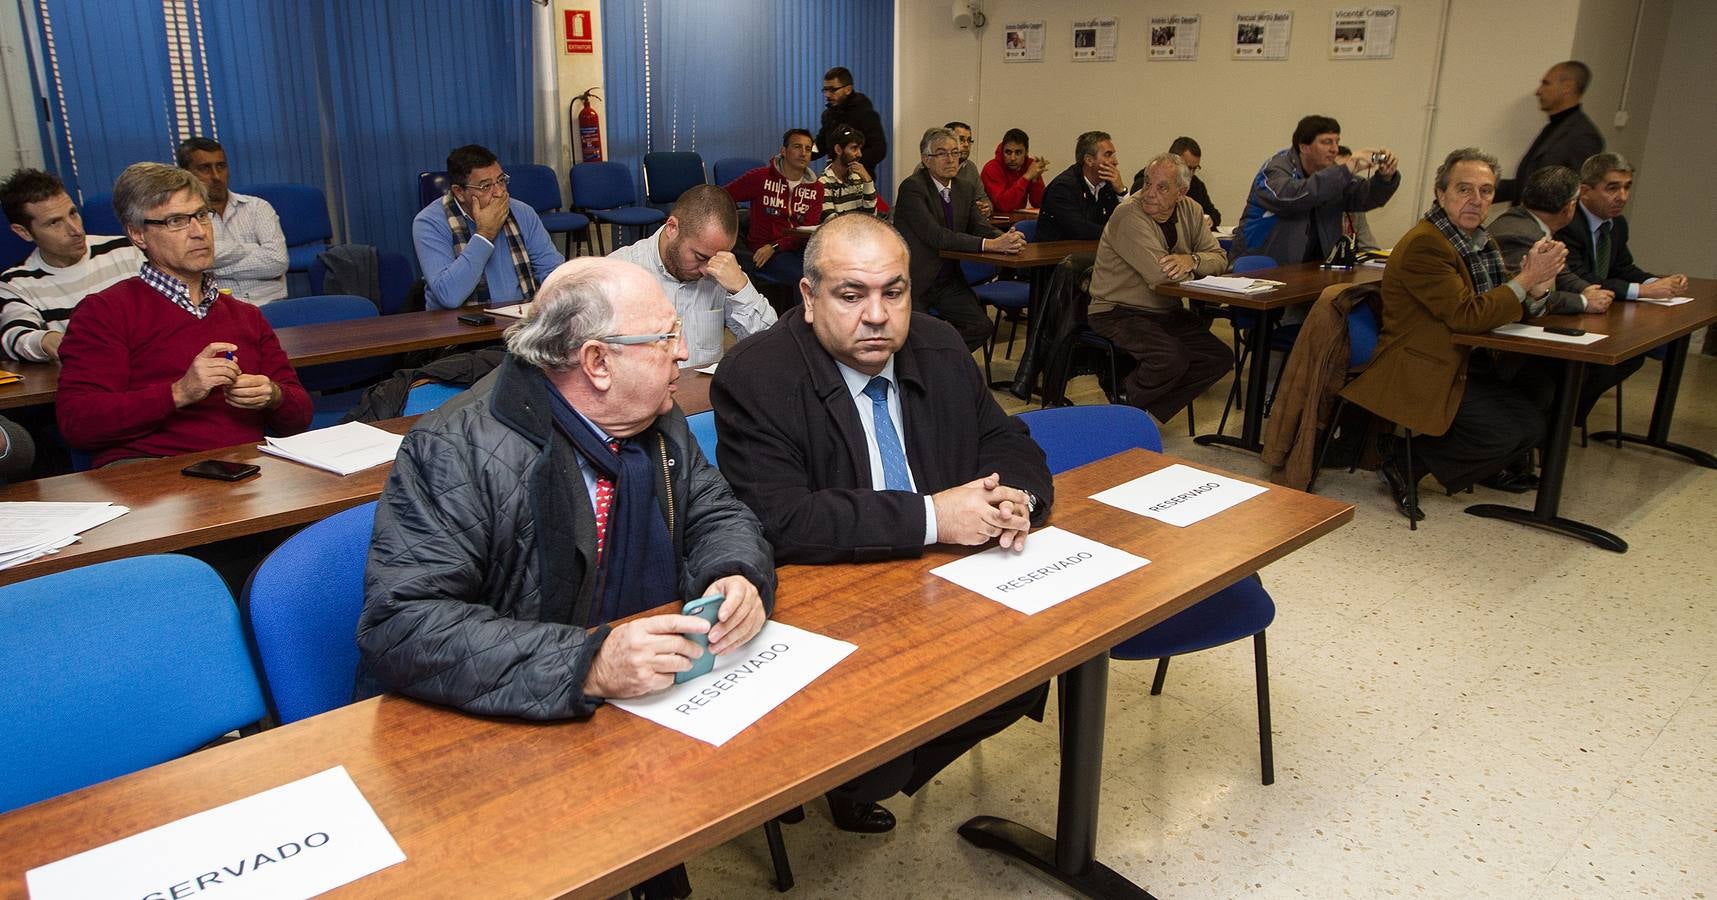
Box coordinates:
[1490,323,1607,345]
[26,766,404,900]
[0,501,128,571]
[1183,275,1285,294]
[930,526,1148,615]
[486,302,532,319]
[259,422,405,476]
[610,621,855,746]
[1090,463,1268,527]
[1633,295,1693,307]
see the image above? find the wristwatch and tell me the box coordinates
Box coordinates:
[1021,490,1039,516]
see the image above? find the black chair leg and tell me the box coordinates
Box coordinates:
[1253,630,1274,786]
[1308,397,1349,493]
[1149,657,1170,695]
[1612,380,1624,448]
[1403,429,1419,532]
[764,820,795,892]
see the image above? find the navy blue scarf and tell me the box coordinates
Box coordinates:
[545,384,680,625]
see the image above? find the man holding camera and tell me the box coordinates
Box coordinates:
[1231,114,1400,266]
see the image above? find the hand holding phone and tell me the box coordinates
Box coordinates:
[674,594,724,684]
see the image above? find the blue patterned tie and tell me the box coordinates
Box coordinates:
[862,376,912,491]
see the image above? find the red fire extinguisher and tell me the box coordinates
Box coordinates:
[572,88,603,162]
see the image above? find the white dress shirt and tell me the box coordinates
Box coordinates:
[835,358,938,545]
[609,227,776,367]
[211,192,289,304]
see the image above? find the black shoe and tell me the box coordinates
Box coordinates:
[1478,470,1539,493]
[1373,438,1425,522]
[825,792,896,833]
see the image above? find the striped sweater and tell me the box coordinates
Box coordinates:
[0,236,144,361]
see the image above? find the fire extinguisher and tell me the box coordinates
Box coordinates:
[572,88,603,163]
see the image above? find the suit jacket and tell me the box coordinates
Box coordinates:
[1187,174,1221,228]
[710,310,1054,564]
[894,167,1001,291]
[1487,205,1586,317]
[1036,164,1122,242]
[1340,219,1523,436]
[1497,105,1603,204]
[1555,210,1653,298]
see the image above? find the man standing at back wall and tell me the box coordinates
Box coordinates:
[817,66,887,173]
[177,137,289,304]
[1496,61,1603,205]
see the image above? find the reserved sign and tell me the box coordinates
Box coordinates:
[26,766,404,900]
[1090,462,1267,527]
[931,526,1149,614]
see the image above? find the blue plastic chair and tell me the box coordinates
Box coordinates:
[1216,255,1299,434]
[0,208,34,267]
[260,295,392,427]
[417,170,450,210]
[309,248,416,316]
[78,191,122,236]
[242,183,333,273]
[570,162,666,253]
[686,409,719,471]
[243,502,376,724]
[713,157,766,190]
[404,381,466,416]
[0,555,266,813]
[642,151,707,210]
[1014,219,1038,243]
[505,163,592,257]
[1016,404,1277,785]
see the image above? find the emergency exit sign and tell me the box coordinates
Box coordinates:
[565,10,593,53]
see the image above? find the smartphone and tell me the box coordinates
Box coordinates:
[1544,325,1586,336]
[181,459,261,481]
[457,313,495,326]
[674,594,724,684]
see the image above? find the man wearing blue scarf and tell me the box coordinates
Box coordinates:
[358,256,774,717]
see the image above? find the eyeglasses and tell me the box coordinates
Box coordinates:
[141,208,214,231]
[600,318,683,349]
[460,174,512,193]
[925,150,958,161]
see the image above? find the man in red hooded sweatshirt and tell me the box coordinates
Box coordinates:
[981,128,1050,216]
[723,129,823,289]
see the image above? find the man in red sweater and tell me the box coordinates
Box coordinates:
[57,162,311,467]
[722,129,823,289]
[980,128,1049,215]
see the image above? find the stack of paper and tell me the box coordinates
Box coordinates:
[259,422,404,476]
[0,369,21,386]
[1634,296,1693,307]
[1184,275,1286,295]
[0,501,128,570]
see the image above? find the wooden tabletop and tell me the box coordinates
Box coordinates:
[1452,277,1717,365]
[0,449,1352,898]
[940,240,1097,268]
[1157,261,1384,310]
[0,362,62,411]
[987,209,1040,228]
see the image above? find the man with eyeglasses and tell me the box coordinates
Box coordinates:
[56,162,311,467]
[177,137,289,305]
[816,66,887,173]
[413,144,563,309]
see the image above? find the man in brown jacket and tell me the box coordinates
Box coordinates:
[1087,153,1232,422]
[1341,148,1564,518]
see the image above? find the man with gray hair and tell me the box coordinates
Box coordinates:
[1555,152,1688,302]
[1497,61,1604,204]
[358,255,775,722]
[1088,153,1232,422]
[1036,130,1127,241]
[56,162,311,467]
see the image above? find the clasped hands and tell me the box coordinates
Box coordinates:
[933,472,1032,551]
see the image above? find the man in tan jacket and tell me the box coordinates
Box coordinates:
[1341,148,1564,519]
[1088,153,1232,422]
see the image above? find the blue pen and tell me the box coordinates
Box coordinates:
[223,351,236,362]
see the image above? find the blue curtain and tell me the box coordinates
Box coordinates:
[28,0,534,269]
[600,0,894,198]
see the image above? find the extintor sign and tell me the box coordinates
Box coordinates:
[565,10,593,53]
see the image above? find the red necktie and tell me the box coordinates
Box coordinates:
[593,439,620,564]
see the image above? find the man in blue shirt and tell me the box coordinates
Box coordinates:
[412,144,562,309]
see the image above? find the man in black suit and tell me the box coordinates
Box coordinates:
[893,126,1025,352]
[1555,153,1688,302]
[711,213,1052,834]
[1497,61,1604,204]
[1035,130,1126,241]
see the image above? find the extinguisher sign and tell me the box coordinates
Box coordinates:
[565,10,593,53]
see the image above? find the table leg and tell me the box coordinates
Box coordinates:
[994,266,1047,394]
[958,655,1155,899]
[1196,308,1272,452]
[1466,359,1628,552]
[1586,336,1717,468]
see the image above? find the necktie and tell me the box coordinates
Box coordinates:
[1593,220,1612,281]
[593,439,621,564]
[939,186,954,227]
[861,376,912,491]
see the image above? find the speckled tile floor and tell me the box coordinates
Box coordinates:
[684,334,1717,899]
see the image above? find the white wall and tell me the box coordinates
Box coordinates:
[1625,0,1717,277]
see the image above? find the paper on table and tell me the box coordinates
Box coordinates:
[26,766,404,900]
[610,621,855,746]
[1490,323,1607,345]
[1183,275,1285,294]
[1633,295,1693,307]
[259,422,404,476]
[930,525,1148,615]
[694,362,719,375]
[487,302,532,318]
[0,501,128,570]
[1090,462,1268,527]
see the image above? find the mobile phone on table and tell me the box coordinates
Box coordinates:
[457,313,495,326]
[674,594,724,684]
[181,459,261,481]
[1543,325,1586,336]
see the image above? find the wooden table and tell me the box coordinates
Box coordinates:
[1451,280,1717,552]
[988,209,1040,228]
[0,449,1352,898]
[0,310,509,410]
[1159,262,1384,453]
[0,374,714,586]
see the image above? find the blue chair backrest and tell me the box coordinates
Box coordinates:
[1347,302,1381,369]
[962,261,999,285]
[1017,404,1162,475]
[686,409,719,471]
[1015,219,1038,243]
[643,152,707,205]
[260,295,387,391]
[0,208,33,268]
[308,249,415,316]
[418,170,450,210]
[570,161,639,211]
[1233,255,1277,273]
[504,163,565,214]
[79,191,122,236]
[242,183,333,246]
[713,157,766,187]
[245,502,376,724]
[404,381,465,415]
[0,554,265,812]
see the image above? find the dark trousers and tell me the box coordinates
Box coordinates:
[1413,369,1546,493]
[837,682,1049,802]
[1503,353,1647,429]
[916,271,991,353]
[1088,305,1233,421]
